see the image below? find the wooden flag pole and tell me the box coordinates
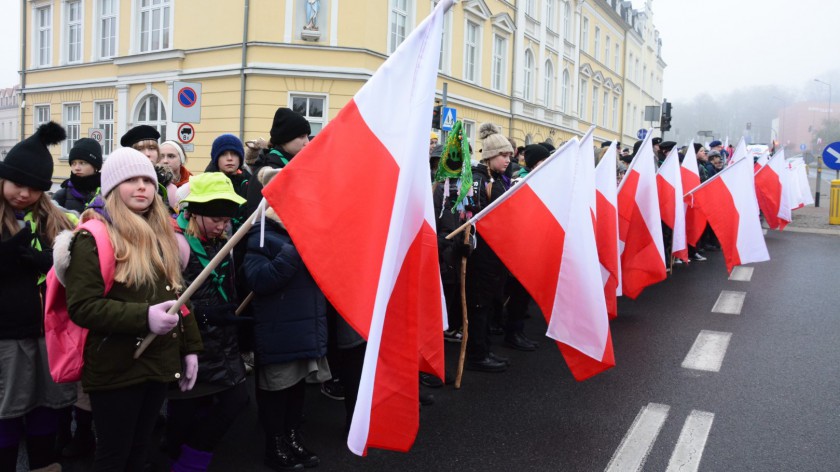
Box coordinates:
[133,200,264,359]
[455,225,471,389]
[235,292,255,316]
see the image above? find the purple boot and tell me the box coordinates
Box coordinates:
[171,444,213,472]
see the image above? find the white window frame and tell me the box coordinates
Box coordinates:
[134,94,168,139]
[523,49,535,102]
[462,119,476,151]
[614,44,620,72]
[591,85,598,124]
[543,60,554,107]
[525,0,536,18]
[94,100,115,156]
[594,27,600,61]
[561,69,569,112]
[63,103,81,158]
[602,90,608,127]
[604,36,610,68]
[63,0,84,65]
[388,0,413,54]
[642,64,647,91]
[612,96,619,130]
[95,0,119,60]
[635,59,640,83]
[545,0,556,31]
[437,4,452,73]
[581,18,589,53]
[33,3,53,68]
[137,0,172,54]
[491,33,507,92]
[563,1,571,41]
[578,78,587,119]
[289,93,327,136]
[34,105,51,131]
[463,19,481,84]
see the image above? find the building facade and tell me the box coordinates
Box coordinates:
[0,86,20,160]
[19,0,665,179]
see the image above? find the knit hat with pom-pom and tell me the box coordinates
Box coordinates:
[478,122,513,160]
[0,121,66,191]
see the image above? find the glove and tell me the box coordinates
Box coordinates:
[0,227,33,255]
[198,303,241,326]
[147,300,178,335]
[19,246,54,273]
[179,354,198,392]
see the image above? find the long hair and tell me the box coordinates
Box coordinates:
[82,192,183,291]
[0,178,73,244]
[184,212,228,241]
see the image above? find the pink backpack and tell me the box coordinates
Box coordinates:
[44,219,115,383]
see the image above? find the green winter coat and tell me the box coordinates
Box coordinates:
[65,231,203,392]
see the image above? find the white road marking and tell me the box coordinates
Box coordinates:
[606,403,670,472]
[681,330,732,372]
[711,291,746,315]
[666,410,715,472]
[728,266,754,282]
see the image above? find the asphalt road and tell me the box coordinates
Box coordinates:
[50,229,840,471]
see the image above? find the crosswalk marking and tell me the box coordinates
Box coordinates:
[606,403,670,472]
[728,266,754,282]
[711,290,746,315]
[681,330,732,372]
[666,410,715,472]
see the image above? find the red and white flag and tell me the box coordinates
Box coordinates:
[686,158,770,273]
[617,131,666,299]
[787,158,814,209]
[755,149,792,230]
[594,140,620,319]
[471,138,615,381]
[681,140,707,247]
[754,149,770,172]
[656,146,688,262]
[262,0,450,455]
[728,137,748,164]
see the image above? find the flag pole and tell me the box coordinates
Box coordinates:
[133,199,265,359]
[455,225,471,389]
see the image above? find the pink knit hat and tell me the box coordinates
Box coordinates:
[101,147,158,197]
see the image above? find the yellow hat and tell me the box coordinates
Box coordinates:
[430,132,439,140]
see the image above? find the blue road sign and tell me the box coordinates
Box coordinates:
[822,141,840,171]
[800,143,807,152]
[441,107,457,131]
[178,87,197,108]
[637,129,648,140]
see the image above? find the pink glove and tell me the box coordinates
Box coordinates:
[179,354,198,392]
[147,301,178,335]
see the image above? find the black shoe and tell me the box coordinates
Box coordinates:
[489,351,511,366]
[444,370,456,385]
[419,391,435,406]
[286,430,319,468]
[265,435,305,471]
[465,357,508,373]
[320,378,345,401]
[489,326,505,336]
[504,331,537,351]
[419,372,443,388]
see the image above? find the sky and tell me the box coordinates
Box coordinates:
[0,1,838,100]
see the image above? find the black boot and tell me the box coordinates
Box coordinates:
[264,434,304,471]
[286,429,319,468]
[0,446,19,472]
[62,408,96,458]
[26,433,58,469]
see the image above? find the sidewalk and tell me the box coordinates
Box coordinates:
[782,172,840,236]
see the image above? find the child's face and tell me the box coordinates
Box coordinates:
[194,214,231,240]
[70,159,97,177]
[281,134,310,156]
[133,140,160,164]
[217,151,241,175]
[3,180,42,210]
[117,176,156,213]
[159,144,182,173]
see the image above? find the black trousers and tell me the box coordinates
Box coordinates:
[504,277,531,334]
[89,381,167,472]
[166,381,250,454]
[443,282,462,332]
[255,379,305,436]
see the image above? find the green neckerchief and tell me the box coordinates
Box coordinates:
[177,213,230,302]
[23,212,45,285]
[269,148,290,166]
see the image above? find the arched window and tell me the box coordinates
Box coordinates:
[561,69,570,112]
[524,50,535,102]
[543,60,554,107]
[134,94,167,139]
[525,134,533,145]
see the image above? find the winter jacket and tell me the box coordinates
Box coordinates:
[433,179,470,285]
[204,161,250,201]
[245,148,292,214]
[242,217,327,366]
[465,163,510,302]
[0,225,53,340]
[52,174,100,214]
[174,166,192,188]
[64,231,203,392]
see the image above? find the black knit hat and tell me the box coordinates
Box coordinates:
[524,144,550,169]
[270,108,311,146]
[69,138,103,170]
[120,125,160,147]
[0,121,65,191]
[539,141,556,153]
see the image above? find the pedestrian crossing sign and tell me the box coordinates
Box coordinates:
[441,107,457,131]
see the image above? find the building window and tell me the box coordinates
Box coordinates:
[582,18,589,53]
[563,1,571,41]
[635,59,640,83]
[578,78,587,119]
[561,69,569,112]
[524,50,535,102]
[464,20,479,83]
[138,0,171,53]
[629,53,634,79]
[614,45,620,72]
[98,0,118,59]
[34,105,50,131]
[612,96,619,130]
[605,36,610,68]
[135,94,167,139]
[389,0,410,54]
[63,104,81,157]
[545,0,556,31]
[625,102,631,133]
[94,101,114,155]
[602,91,608,127]
[544,60,554,107]
[291,94,326,135]
[491,34,507,92]
[650,73,654,94]
[525,0,536,17]
[438,5,451,73]
[65,0,83,63]
[462,119,475,149]
[594,27,600,61]
[592,85,598,124]
[34,5,52,67]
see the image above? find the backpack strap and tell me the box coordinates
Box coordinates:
[77,219,115,292]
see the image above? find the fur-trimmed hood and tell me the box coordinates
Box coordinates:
[52,229,75,286]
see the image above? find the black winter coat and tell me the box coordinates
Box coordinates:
[0,226,52,339]
[433,179,470,285]
[465,163,510,303]
[245,148,292,214]
[52,174,100,214]
[242,219,327,366]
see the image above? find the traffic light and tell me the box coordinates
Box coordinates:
[660,100,672,132]
[432,105,441,129]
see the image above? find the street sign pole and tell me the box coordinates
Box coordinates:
[441,82,448,143]
[816,157,822,207]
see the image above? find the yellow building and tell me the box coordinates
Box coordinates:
[18,0,665,180]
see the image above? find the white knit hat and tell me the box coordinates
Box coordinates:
[160,140,187,164]
[101,147,158,197]
[479,123,513,160]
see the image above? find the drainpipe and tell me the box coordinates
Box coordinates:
[19,0,27,140]
[238,0,250,140]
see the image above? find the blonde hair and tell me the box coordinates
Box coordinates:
[0,179,73,245]
[184,213,228,241]
[81,192,183,291]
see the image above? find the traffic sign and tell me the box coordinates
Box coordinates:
[88,127,104,144]
[441,107,456,131]
[177,123,195,144]
[822,141,840,171]
[172,81,202,123]
[800,143,807,152]
[637,129,648,140]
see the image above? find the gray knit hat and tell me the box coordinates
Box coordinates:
[479,123,513,160]
[101,147,158,197]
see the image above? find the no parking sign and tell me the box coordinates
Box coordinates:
[172,81,202,123]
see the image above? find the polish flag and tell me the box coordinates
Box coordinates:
[728,137,748,164]
[685,158,770,273]
[262,1,450,455]
[470,139,615,381]
[656,147,688,262]
[594,140,620,319]
[787,158,814,209]
[617,131,666,299]
[754,149,770,172]
[755,149,792,230]
[681,140,706,247]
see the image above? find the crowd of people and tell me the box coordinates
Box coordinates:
[0,102,730,471]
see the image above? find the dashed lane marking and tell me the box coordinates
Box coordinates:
[728,266,754,282]
[605,403,670,472]
[711,291,746,315]
[681,330,732,372]
[666,410,715,472]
